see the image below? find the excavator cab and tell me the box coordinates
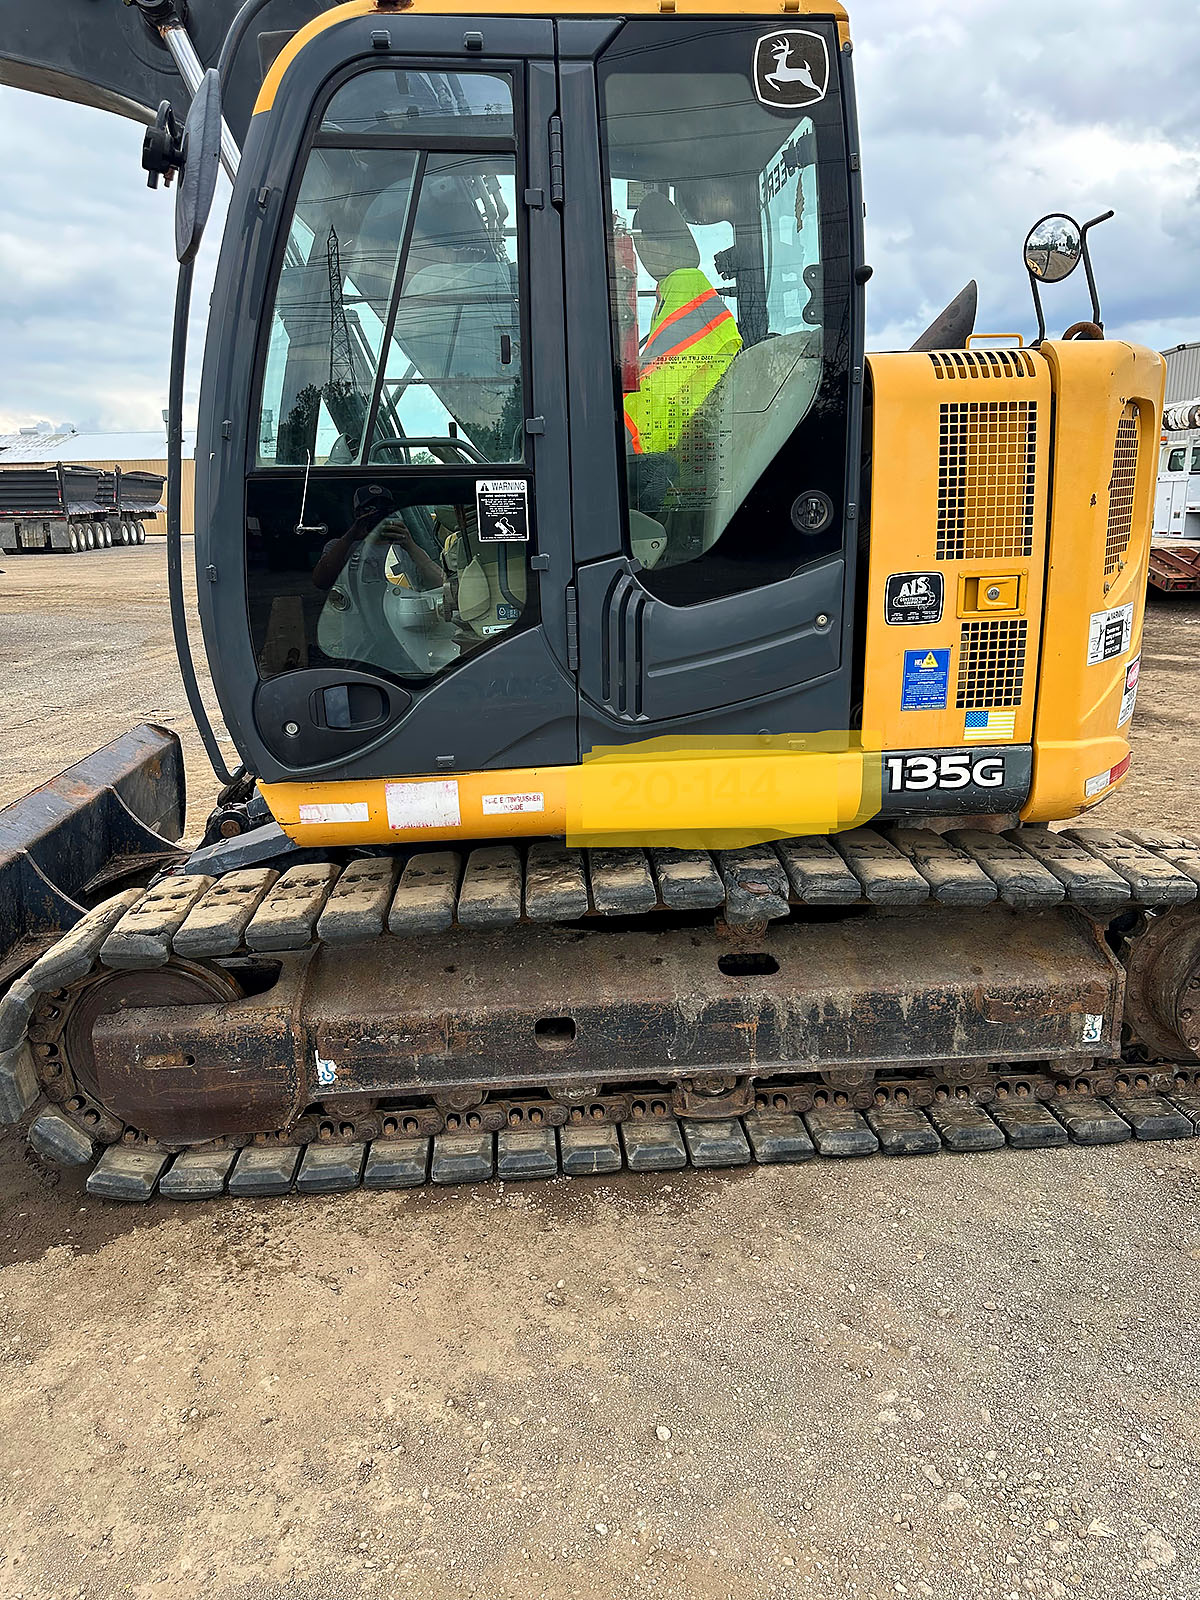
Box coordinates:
[195,9,862,780]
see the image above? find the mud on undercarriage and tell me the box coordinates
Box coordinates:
[4,816,1200,1203]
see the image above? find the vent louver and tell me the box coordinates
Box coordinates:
[1104,402,1140,574]
[956,618,1028,710]
[937,401,1037,561]
[928,349,1038,380]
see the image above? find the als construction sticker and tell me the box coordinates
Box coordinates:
[1087,602,1134,665]
[476,479,529,543]
[884,571,944,625]
[752,30,830,111]
[1118,652,1141,727]
[901,648,950,711]
[385,779,461,832]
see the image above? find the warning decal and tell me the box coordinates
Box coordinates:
[901,648,950,711]
[1087,602,1134,665]
[476,479,529,543]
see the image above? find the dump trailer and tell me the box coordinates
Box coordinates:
[3,0,1200,1204]
[0,462,161,553]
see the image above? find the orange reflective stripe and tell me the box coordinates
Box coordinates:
[640,287,720,362]
[641,303,737,379]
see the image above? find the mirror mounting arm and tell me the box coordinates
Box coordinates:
[1026,271,1048,347]
[1078,210,1114,331]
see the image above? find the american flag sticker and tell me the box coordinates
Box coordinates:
[964,708,1016,742]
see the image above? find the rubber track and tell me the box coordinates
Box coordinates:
[78,1092,1200,1203]
[93,825,1200,970]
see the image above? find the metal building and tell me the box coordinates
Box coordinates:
[0,426,195,534]
[1162,342,1200,406]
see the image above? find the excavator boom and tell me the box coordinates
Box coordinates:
[0,0,323,140]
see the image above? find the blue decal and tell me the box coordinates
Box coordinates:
[901,648,950,711]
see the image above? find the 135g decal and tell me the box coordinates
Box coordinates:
[886,753,1006,791]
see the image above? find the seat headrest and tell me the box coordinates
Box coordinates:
[632,191,700,280]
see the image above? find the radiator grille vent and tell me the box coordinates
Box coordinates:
[928,349,1038,381]
[956,619,1028,710]
[937,401,1037,561]
[1104,402,1140,574]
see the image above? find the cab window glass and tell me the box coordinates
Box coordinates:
[258,74,522,469]
[600,21,849,606]
[247,475,530,683]
[1191,444,1200,474]
[249,68,530,688]
[321,70,513,137]
[1167,446,1187,472]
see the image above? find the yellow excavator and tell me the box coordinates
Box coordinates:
[2,0,1198,1202]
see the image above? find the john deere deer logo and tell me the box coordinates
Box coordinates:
[753,30,830,110]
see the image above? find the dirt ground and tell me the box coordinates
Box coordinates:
[1,545,1199,1600]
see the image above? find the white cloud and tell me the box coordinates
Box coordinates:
[0,0,1196,427]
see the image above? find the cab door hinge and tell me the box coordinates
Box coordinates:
[565,583,579,671]
[548,114,565,206]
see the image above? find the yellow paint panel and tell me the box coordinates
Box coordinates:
[254,0,851,115]
[1022,340,1164,822]
[862,348,1050,754]
[261,734,881,851]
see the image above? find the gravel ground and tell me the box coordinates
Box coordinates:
[0,547,1198,1600]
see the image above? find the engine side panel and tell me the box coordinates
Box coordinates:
[1023,339,1165,822]
[861,347,1051,813]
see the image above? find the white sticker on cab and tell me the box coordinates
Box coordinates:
[482,791,545,816]
[385,779,461,831]
[298,801,370,826]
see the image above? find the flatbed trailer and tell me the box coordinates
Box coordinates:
[1148,543,1200,594]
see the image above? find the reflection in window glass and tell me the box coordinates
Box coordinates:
[369,154,523,466]
[321,70,513,138]
[247,476,529,682]
[1168,447,1187,472]
[257,72,521,468]
[1191,445,1200,474]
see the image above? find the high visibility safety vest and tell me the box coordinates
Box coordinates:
[623,268,742,456]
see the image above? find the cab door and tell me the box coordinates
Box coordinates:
[196,15,577,784]
[558,17,863,748]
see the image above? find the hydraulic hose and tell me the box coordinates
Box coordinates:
[167,257,238,787]
[217,0,283,92]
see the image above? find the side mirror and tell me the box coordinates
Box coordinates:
[1022,208,1113,343]
[175,68,223,265]
[1023,214,1082,283]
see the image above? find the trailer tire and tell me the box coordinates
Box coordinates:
[68,526,79,553]
[102,524,114,548]
[84,524,96,550]
[136,523,146,545]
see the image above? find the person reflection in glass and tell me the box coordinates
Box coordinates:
[312,483,443,595]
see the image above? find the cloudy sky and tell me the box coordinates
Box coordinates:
[0,0,1197,436]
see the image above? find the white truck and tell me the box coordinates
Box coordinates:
[1149,400,1200,592]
